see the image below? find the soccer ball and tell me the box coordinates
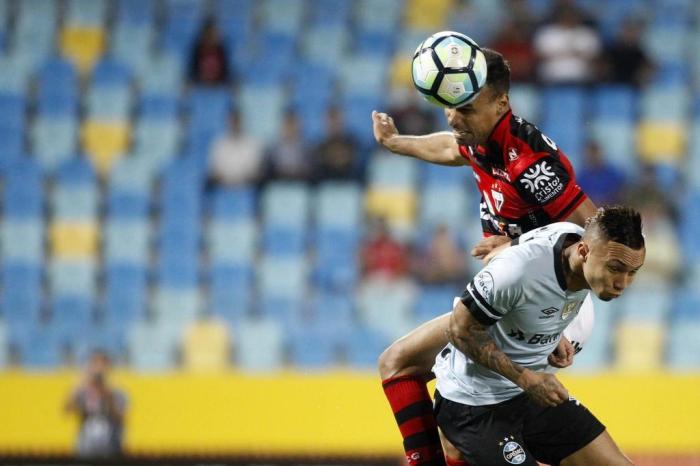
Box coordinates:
[412,31,488,108]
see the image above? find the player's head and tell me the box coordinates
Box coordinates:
[444,48,511,147]
[579,206,645,301]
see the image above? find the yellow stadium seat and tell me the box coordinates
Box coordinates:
[60,26,105,73]
[390,55,414,91]
[365,188,416,227]
[50,222,99,259]
[406,0,453,29]
[637,122,687,164]
[82,121,130,176]
[615,323,665,371]
[183,319,231,372]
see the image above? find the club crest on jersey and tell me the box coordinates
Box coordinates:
[499,436,526,465]
[561,300,582,320]
[492,189,504,212]
[508,147,519,161]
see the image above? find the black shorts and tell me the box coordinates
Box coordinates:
[434,391,605,466]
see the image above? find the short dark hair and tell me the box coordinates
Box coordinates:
[586,205,645,249]
[482,48,511,97]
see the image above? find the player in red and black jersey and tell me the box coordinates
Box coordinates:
[371,49,598,466]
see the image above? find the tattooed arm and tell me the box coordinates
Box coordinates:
[447,299,570,407]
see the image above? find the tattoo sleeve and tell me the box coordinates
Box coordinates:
[446,304,525,384]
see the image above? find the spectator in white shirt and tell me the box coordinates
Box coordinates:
[207,110,264,187]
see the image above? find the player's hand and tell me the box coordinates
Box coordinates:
[548,337,575,369]
[471,235,511,262]
[372,110,399,148]
[517,369,569,407]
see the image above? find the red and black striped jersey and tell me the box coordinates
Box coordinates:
[459,110,587,238]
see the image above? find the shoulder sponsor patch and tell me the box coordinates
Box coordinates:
[515,158,570,206]
[473,270,494,301]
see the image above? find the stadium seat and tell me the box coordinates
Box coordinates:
[2,159,44,219]
[589,119,636,168]
[111,23,153,73]
[86,86,133,121]
[414,285,455,323]
[139,52,183,94]
[31,117,78,173]
[182,319,231,372]
[419,186,469,231]
[259,0,304,33]
[0,263,43,325]
[315,182,362,230]
[108,156,155,195]
[301,26,348,66]
[0,53,32,94]
[405,0,452,29]
[152,287,202,324]
[81,120,130,175]
[568,301,614,372]
[509,84,541,123]
[65,0,107,27]
[261,183,310,228]
[258,256,308,301]
[49,221,99,259]
[51,295,93,329]
[207,221,257,265]
[541,87,586,167]
[127,320,178,370]
[103,264,148,325]
[289,325,341,368]
[357,278,416,340]
[234,316,285,371]
[615,322,665,371]
[0,322,7,368]
[345,326,391,368]
[355,0,403,32]
[0,219,44,263]
[51,183,99,222]
[103,219,151,264]
[637,122,686,165]
[368,153,419,189]
[238,85,285,140]
[116,0,156,25]
[592,86,638,121]
[208,264,253,323]
[640,86,691,122]
[60,26,106,73]
[365,188,417,237]
[48,259,97,299]
[13,323,66,368]
[262,225,306,257]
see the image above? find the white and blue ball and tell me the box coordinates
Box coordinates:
[412,31,488,108]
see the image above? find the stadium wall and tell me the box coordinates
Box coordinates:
[0,370,698,457]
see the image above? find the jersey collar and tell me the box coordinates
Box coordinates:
[553,232,581,291]
[486,109,513,151]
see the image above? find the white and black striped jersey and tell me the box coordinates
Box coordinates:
[434,222,590,406]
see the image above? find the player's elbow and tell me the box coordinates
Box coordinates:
[378,339,412,380]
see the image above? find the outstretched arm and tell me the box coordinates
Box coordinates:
[447,300,570,407]
[372,111,467,166]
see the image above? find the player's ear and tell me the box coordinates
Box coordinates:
[578,242,590,262]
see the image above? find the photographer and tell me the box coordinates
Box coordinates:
[64,350,127,458]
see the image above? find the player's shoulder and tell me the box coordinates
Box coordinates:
[508,113,560,158]
[514,222,584,245]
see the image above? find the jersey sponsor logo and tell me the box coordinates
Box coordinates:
[491,167,511,181]
[507,328,525,341]
[518,160,565,204]
[527,332,560,345]
[502,440,527,464]
[474,271,494,301]
[539,306,558,319]
[492,189,504,212]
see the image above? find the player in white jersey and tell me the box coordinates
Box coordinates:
[435,206,645,465]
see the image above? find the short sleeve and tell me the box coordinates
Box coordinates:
[514,154,587,220]
[460,253,524,325]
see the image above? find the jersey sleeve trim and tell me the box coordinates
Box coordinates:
[551,191,587,221]
[461,291,498,325]
[461,280,504,323]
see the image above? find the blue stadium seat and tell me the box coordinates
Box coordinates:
[65,0,107,27]
[422,162,471,188]
[139,93,180,120]
[568,297,615,372]
[302,26,348,66]
[127,320,178,370]
[234,316,284,371]
[209,187,256,220]
[238,85,285,140]
[0,128,23,160]
[640,86,691,122]
[345,326,390,368]
[0,52,32,94]
[592,86,638,121]
[414,285,456,323]
[0,321,7,368]
[207,221,256,265]
[72,321,126,365]
[262,225,306,257]
[357,279,416,341]
[3,159,44,218]
[541,87,586,166]
[107,191,150,219]
[208,264,253,323]
[116,0,156,25]
[309,292,355,334]
[108,156,156,195]
[0,219,44,263]
[133,119,180,164]
[13,322,65,368]
[315,182,362,229]
[111,23,153,74]
[103,264,148,325]
[86,86,133,121]
[152,286,201,324]
[1,263,43,324]
[49,259,97,299]
[139,52,183,94]
[0,93,26,131]
[368,152,419,189]
[354,29,395,58]
[261,182,310,229]
[258,256,308,301]
[289,326,340,368]
[260,0,304,34]
[31,117,78,172]
[51,295,93,328]
[509,84,541,123]
[589,119,636,169]
[91,57,132,87]
[104,219,151,264]
[37,58,78,103]
[419,186,468,231]
[51,183,99,222]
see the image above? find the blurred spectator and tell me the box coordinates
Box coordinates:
[207,110,264,188]
[413,224,468,287]
[361,217,409,280]
[265,110,312,181]
[489,18,536,82]
[533,1,602,84]
[576,141,626,205]
[387,89,437,136]
[312,107,361,182]
[188,19,229,86]
[603,19,654,87]
[64,350,127,458]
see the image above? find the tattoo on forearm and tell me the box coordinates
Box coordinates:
[446,321,525,383]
